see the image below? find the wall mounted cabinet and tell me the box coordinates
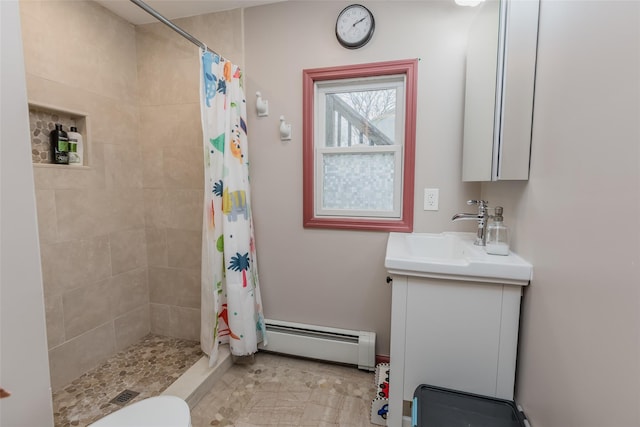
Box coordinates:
[462,0,539,181]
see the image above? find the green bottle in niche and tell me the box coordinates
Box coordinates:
[50,123,69,164]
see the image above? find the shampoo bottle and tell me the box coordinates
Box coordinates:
[486,206,510,255]
[50,123,69,164]
[67,126,83,166]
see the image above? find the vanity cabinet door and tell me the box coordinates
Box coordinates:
[402,277,503,398]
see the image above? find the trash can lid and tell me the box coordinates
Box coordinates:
[413,384,527,427]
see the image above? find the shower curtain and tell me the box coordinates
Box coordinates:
[200,49,266,364]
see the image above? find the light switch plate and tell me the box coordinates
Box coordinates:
[424,188,439,211]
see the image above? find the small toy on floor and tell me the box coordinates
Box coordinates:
[370,363,390,425]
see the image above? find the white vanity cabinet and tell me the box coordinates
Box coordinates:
[387,275,528,427]
[384,231,532,427]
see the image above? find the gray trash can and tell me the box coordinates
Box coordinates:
[412,384,528,427]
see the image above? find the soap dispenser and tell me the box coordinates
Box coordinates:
[486,206,510,255]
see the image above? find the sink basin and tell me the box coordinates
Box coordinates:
[385,232,532,285]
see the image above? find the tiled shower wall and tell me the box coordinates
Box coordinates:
[19,0,245,390]
[136,11,244,339]
[20,0,147,391]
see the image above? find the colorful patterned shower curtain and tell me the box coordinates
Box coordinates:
[200,49,266,364]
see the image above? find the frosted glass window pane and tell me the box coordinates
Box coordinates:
[322,152,395,211]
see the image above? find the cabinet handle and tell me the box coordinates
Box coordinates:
[386,276,393,284]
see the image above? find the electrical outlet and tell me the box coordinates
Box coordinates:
[424,188,439,211]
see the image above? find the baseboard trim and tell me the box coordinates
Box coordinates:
[376,354,390,365]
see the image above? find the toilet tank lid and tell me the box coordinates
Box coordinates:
[89,395,191,427]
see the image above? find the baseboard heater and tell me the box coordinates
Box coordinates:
[258,319,376,371]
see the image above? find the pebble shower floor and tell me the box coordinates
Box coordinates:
[52,334,202,427]
[51,335,380,426]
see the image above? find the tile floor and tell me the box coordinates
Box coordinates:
[191,352,380,427]
[52,334,203,427]
[51,334,379,427]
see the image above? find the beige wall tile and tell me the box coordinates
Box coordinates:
[114,305,150,351]
[145,227,168,267]
[110,228,147,275]
[55,189,145,240]
[21,1,236,390]
[148,267,199,309]
[136,22,198,106]
[89,99,139,148]
[165,146,203,191]
[40,236,111,296]
[20,0,137,104]
[143,189,169,228]
[104,143,143,190]
[170,306,200,341]
[150,303,171,336]
[173,268,200,309]
[163,145,204,190]
[54,189,107,239]
[48,322,116,391]
[141,149,164,189]
[176,10,244,67]
[44,293,65,349]
[144,189,202,231]
[34,189,58,244]
[103,189,146,233]
[138,58,199,106]
[166,228,202,270]
[32,142,106,191]
[138,104,202,149]
[135,22,194,74]
[19,1,63,87]
[166,190,203,231]
[25,73,138,156]
[62,280,112,339]
[148,267,173,305]
[109,268,149,317]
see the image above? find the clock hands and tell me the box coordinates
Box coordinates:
[352,16,367,27]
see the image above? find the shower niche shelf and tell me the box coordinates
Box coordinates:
[28,102,91,168]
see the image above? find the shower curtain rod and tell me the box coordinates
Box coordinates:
[129,0,218,56]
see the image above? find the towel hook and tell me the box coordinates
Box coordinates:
[279,116,291,141]
[256,92,269,117]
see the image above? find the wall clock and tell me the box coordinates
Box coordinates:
[335,4,375,49]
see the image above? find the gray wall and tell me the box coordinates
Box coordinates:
[244,1,480,356]
[482,1,640,425]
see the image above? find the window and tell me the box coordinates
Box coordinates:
[303,60,418,231]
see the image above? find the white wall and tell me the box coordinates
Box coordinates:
[0,1,54,426]
[244,1,480,355]
[482,1,640,425]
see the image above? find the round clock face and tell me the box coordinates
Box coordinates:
[335,4,375,49]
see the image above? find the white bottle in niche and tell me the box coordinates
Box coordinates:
[486,206,510,255]
[67,126,83,166]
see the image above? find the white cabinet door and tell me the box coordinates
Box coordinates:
[403,277,503,397]
[388,275,523,427]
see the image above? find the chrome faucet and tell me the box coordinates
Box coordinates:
[452,200,490,246]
